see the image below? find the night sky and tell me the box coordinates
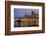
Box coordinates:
[14,8,39,19]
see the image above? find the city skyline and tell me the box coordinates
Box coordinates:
[14,8,39,19]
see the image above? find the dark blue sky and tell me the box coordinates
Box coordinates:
[14,8,39,18]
